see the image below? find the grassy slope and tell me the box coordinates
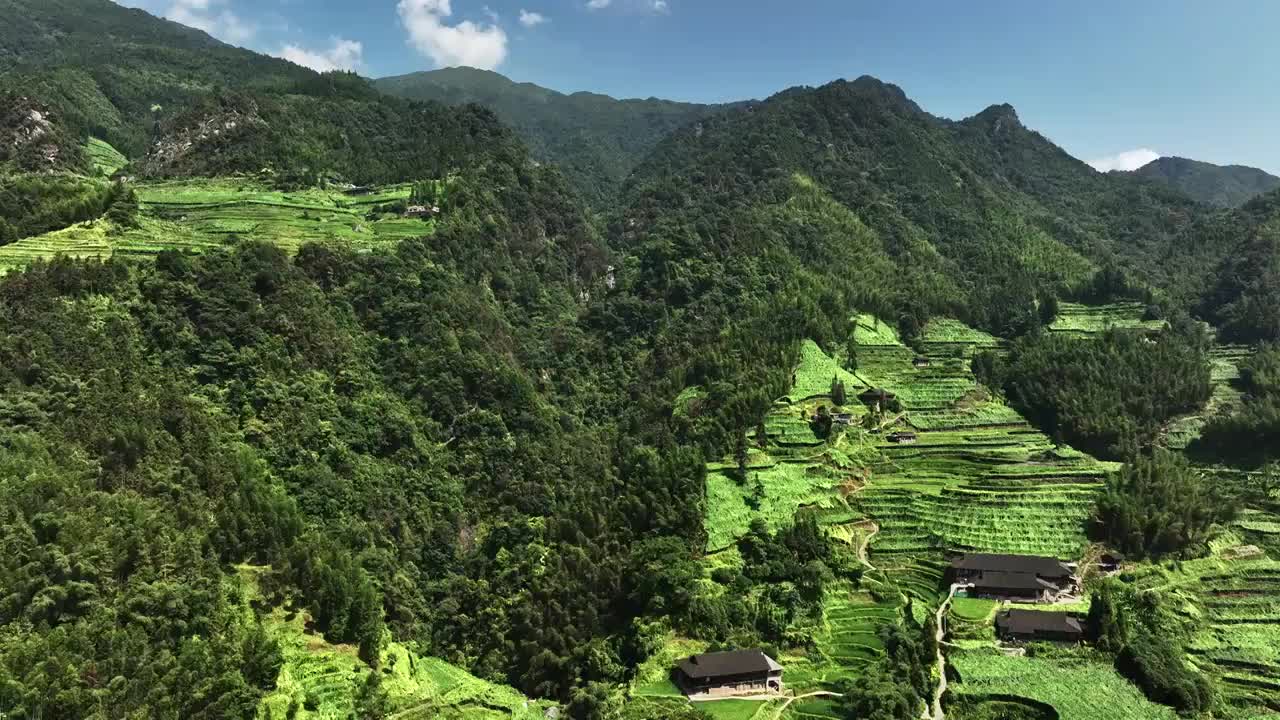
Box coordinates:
[237,566,551,720]
[949,648,1178,720]
[82,136,127,176]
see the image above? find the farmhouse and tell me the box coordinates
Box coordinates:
[912,356,930,368]
[343,185,374,196]
[887,431,918,444]
[858,388,896,408]
[996,609,1084,643]
[833,412,855,425]
[675,650,783,698]
[949,553,1075,602]
[404,204,439,218]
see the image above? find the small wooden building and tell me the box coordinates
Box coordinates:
[343,185,374,196]
[675,650,783,698]
[857,388,896,408]
[996,609,1084,643]
[887,431,918,444]
[912,357,930,368]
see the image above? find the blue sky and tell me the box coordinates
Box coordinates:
[115,0,1280,173]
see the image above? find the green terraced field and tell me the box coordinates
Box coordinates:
[691,313,1143,714]
[242,566,550,720]
[1048,301,1165,337]
[82,137,128,176]
[0,216,221,272]
[949,649,1178,720]
[0,178,435,272]
[1129,550,1280,715]
[780,584,901,690]
[705,462,854,552]
[788,339,866,401]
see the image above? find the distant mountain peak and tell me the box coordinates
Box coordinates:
[967,103,1024,135]
[1129,156,1280,208]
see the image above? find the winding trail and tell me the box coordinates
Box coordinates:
[770,690,843,720]
[926,583,966,720]
[855,521,879,570]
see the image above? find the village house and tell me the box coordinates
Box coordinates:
[887,431,918,444]
[996,609,1084,643]
[404,204,439,218]
[948,552,1075,602]
[912,356,931,368]
[675,650,783,698]
[857,388,896,410]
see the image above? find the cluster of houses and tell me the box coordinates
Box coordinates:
[948,552,1085,643]
[669,554,1094,699]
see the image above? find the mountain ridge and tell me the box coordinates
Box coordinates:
[375,66,732,207]
[1126,155,1280,207]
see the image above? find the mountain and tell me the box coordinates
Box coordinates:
[614,77,1217,336]
[375,67,728,207]
[1128,155,1280,208]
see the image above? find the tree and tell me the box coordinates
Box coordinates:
[1038,294,1060,325]
[844,336,859,373]
[830,376,847,406]
[811,405,833,438]
[734,429,749,484]
[1097,450,1237,558]
[1086,582,1130,654]
[897,313,920,348]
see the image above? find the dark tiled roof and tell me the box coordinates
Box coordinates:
[997,609,1083,635]
[677,650,781,680]
[951,553,1072,578]
[970,571,1056,591]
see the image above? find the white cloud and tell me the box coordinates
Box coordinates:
[277,37,364,72]
[519,9,547,27]
[397,0,509,70]
[585,0,669,13]
[161,0,256,44]
[1087,148,1161,173]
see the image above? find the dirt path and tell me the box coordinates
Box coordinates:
[925,583,965,720]
[770,690,843,720]
[855,521,879,570]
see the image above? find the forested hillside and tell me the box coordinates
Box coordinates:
[1129,155,1280,208]
[376,67,727,208]
[1198,188,1280,343]
[4,2,1280,719]
[616,77,1223,335]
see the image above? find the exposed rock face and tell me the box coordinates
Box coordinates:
[138,104,266,177]
[0,96,72,170]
